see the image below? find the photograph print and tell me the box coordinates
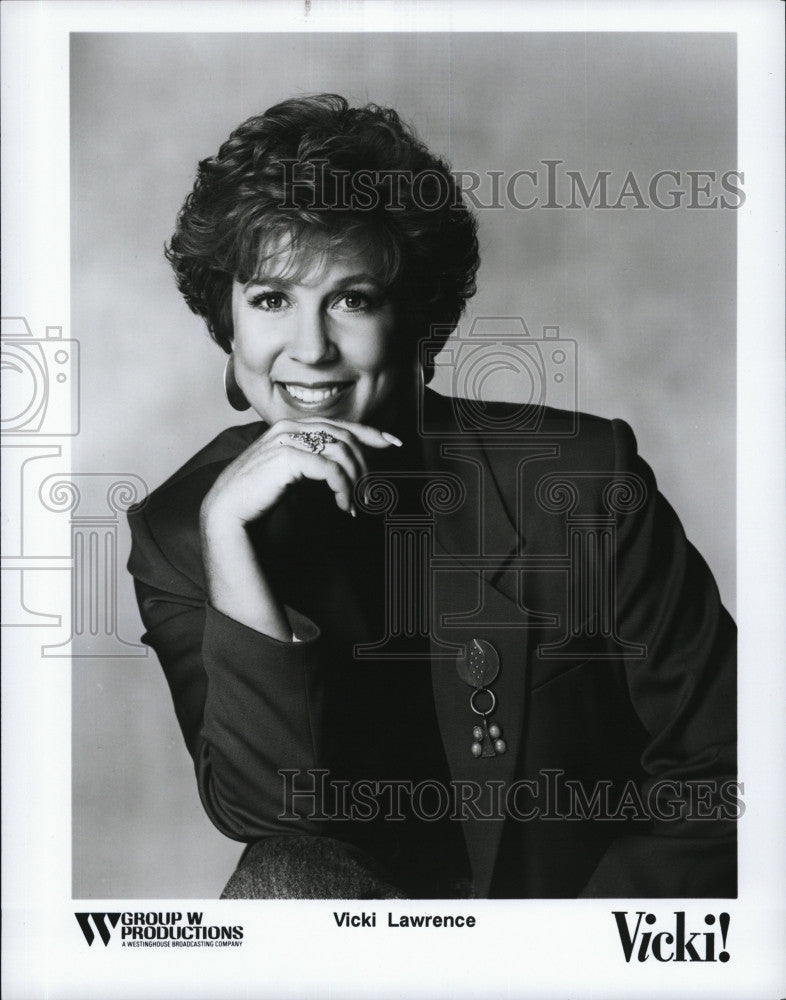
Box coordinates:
[67,29,740,903]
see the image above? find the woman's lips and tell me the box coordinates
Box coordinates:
[276,381,354,410]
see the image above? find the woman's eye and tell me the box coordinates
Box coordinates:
[250,292,287,311]
[336,292,371,311]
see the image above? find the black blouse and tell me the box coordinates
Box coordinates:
[248,442,472,896]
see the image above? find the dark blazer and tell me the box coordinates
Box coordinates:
[127,390,736,898]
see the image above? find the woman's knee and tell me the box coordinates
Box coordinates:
[220,836,407,900]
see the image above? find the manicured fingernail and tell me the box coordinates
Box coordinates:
[349,504,357,518]
[381,432,403,447]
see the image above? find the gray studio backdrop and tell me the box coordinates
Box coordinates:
[71,32,736,898]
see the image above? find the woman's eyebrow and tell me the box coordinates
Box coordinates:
[242,275,295,290]
[330,272,382,286]
[243,272,383,291]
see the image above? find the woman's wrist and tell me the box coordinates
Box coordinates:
[200,493,292,642]
[200,491,249,543]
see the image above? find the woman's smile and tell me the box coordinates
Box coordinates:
[276,379,355,410]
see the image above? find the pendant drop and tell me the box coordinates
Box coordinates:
[456,638,506,758]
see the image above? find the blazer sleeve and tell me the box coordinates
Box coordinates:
[580,418,737,897]
[127,501,327,842]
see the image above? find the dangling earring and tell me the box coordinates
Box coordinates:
[414,355,428,402]
[415,355,426,389]
[224,354,250,411]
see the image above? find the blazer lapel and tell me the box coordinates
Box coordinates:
[419,400,537,896]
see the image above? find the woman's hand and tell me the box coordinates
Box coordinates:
[199,418,401,641]
[201,418,401,527]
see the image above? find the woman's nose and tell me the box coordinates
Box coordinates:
[287,311,336,364]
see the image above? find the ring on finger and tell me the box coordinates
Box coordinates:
[287,430,337,455]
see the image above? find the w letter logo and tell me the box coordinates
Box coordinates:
[75,912,120,946]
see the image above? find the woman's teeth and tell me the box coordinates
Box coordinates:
[284,383,346,403]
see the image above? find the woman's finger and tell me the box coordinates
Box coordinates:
[290,417,403,450]
[260,418,386,476]
[263,419,374,478]
[281,444,356,513]
[279,430,363,488]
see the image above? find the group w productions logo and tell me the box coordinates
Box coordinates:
[74,910,245,947]
[75,913,119,947]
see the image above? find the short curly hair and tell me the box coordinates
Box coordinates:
[165,94,479,365]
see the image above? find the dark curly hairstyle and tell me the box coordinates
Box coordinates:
[165,94,479,370]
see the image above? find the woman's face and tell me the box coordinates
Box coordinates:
[230,245,404,428]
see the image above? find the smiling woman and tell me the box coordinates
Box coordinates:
[230,254,401,428]
[127,93,736,900]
